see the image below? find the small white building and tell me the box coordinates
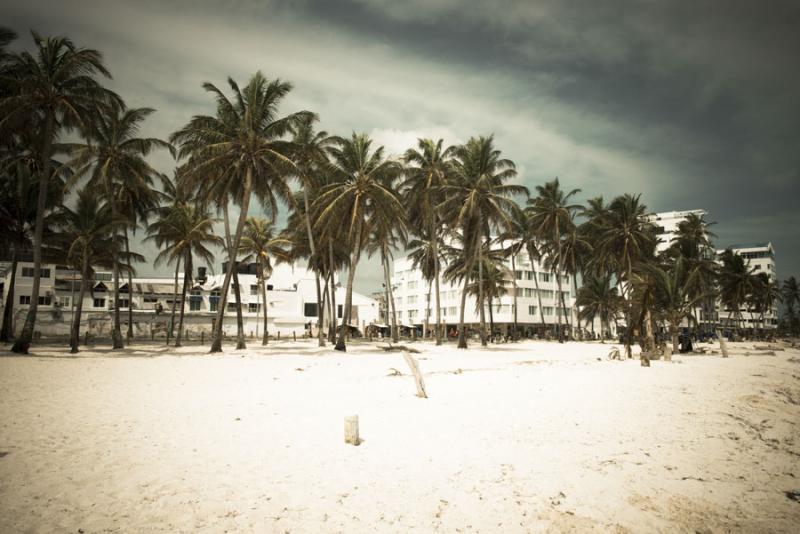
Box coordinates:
[0,261,379,340]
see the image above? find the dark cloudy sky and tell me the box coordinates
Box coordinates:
[4,0,799,292]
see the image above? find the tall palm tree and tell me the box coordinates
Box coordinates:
[527,178,582,342]
[594,194,656,358]
[1,32,120,354]
[559,217,592,337]
[69,102,172,348]
[290,116,334,347]
[57,188,117,353]
[147,203,222,347]
[314,133,403,351]
[402,138,454,345]
[239,217,290,345]
[172,72,312,353]
[366,204,407,343]
[405,229,441,340]
[750,272,780,337]
[443,135,525,347]
[576,273,622,341]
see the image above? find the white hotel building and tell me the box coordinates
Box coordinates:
[645,209,778,331]
[0,261,379,340]
[390,247,608,338]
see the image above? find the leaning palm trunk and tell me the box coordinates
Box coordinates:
[487,295,495,341]
[531,253,546,335]
[211,170,253,353]
[424,280,432,339]
[220,200,247,351]
[381,251,399,343]
[110,199,124,349]
[124,227,135,342]
[70,255,90,353]
[0,251,18,342]
[302,188,325,347]
[328,242,337,343]
[167,259,181,345]
[457,277,469,349]
[175,252,191,347]
[336,216,363,352]
[12,112,55,354]
[431,213,442,345]
[477,219,487,347]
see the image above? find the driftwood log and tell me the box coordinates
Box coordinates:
[382,344,421,354]
[403,351,427,398]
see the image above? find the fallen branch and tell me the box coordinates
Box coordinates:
[403,351,427,398]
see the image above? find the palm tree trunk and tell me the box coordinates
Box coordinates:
[302,188,325,347]
[0,251,18,342]
[110,198,124,349]
[336,215,362,352]
[572,275,580,339]
[167,259,180,345]
[328,242,337,343]
[511,250,518,341]
[70,254,90,354]
[211,171,253,352]
[215,195,250,352]
[261,272,268,345]
[478,219,487,347]
[457,277,469,349]
[488,295,495,341]
[381,250,398,343]
[124,227,135,342]
[424,279,432,339]
[431,212,442,345]
[12,111,54,354]
[531,249,546,334]
[232,270,246,349]
[175,252,191,347]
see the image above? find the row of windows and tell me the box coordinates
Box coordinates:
[21,267,51,278]
[514,271,569,284]
[396,305,573,320]
[514,288,570,299]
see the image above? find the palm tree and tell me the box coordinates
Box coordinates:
[290,116,334,347]
[402,138,454,345]
[239,217,290,345]
[147,202,222,347]
[648,257,710,354]
[558,217,592,338]
[781,276,800,335]
[443,135,525,347]
[750,273,780,337]
[576,273,622,341]
[172,72,312,353]
[367,204,407,343]
[405,229,441,340]
[69,102,172,348]
[593,194,656,358]
[314,133,403,351]
[1,32,120,354]
[0,144,67,341]
[527,178,582,342]
[57,188,116,353]
[718,249,757,336]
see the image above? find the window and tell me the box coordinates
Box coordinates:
[94,273,112,281]
[338,304,343,319]
[209,290,220,312]
[93,298,106,308]
[526,271,534,281]
[38,296,52,306]
[19,295,31,305]
[539,289,554,299]
[539,272,550,283]
[117,299,129,309]
[408,281,418,290]
[21,267,50,278]
[408,310,418,320]
[227,303,238,312]
[542,306,554,316]
[189,299,202,311]
[304,302,318,317]
[250,284,259,296]
[248,303,261,314]
[144,296,158,303]
[448,307,457,316]
[407,295,418,305]
[525,288,534,297]
[528,305,537,315]
[515,271,523,280]
[58,296,70,307]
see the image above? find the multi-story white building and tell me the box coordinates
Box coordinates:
[390,246,611,339]
[715,242,778,331]
[0,261,379,340]
[645,209,708,253]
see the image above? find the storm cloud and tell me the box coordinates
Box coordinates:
[3,0,799,291]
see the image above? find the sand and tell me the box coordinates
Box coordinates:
[1,339,798,533]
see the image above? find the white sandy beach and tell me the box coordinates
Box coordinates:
[1,339,798,533]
